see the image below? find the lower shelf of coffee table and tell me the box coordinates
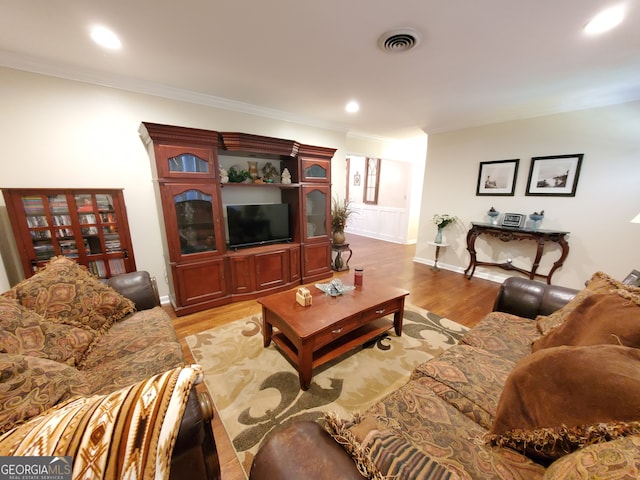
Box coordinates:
[272,317,394,371]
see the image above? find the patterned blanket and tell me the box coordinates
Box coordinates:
[0,365,203,480]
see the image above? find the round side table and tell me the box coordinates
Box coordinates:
[331,243,353,271]
[427,241,449,271]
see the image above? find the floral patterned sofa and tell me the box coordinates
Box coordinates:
[0,256,219,480]
[250,273,640,479]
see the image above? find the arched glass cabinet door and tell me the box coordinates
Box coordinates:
[163,184,220,261]
[300,158,330,183]
[157,145,217,180]
[303,185,329,240]
[174,189,217,255]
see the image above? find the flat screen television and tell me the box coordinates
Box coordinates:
[226,203,291,249]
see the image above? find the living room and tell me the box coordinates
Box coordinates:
[1,2,640,479]
[1,3,639,291]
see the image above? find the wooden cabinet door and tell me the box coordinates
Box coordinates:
[289,244,301,282]
[172,258,228,308]
[155,144,218,181]
[302,242,332,281]
[255,249,289,291]
[300,157,330,183]
[302,184,330,242]
[229,255,255,294]
[159,183,225,262]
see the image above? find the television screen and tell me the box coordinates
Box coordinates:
[226,203,291,248]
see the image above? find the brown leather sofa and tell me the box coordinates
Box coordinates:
[105,272,221,480]
[249,277,581,479]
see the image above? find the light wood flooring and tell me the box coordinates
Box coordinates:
[166,235,501,480]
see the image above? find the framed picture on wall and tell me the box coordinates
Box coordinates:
[526,154,583,196]
[476,159,519,196]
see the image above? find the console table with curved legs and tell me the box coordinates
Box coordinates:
[464,222,570,284]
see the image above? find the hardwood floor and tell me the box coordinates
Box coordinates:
[166,235,501,480]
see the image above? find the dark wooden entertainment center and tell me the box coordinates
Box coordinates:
[139,123,336,315]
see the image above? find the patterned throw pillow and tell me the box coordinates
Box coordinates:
[4,256,135,334]
[0,296,95,366]
[488,421,640,464]
[586,271,640,295]
[535,288,594,335]
[0,354,87,434]
[0,365,203,480]
[543,434,640,478]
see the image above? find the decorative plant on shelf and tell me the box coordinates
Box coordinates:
[227,166,250,183]
[331,197,355,245]
[432,213,458,244]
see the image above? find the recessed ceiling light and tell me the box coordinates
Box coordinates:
[345,101,360,113]
[584,6,625,34]
[91,26,122,49]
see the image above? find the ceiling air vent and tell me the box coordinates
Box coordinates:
[378,28,422,53]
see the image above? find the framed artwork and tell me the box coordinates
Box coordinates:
[526,154,583,197]
[476,159,519,196]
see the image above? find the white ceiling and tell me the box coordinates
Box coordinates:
[1,0,639,139]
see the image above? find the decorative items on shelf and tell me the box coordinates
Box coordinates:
[261,162,279,183]
[248,161,259,182]
[227,166,250,183]
[529,210,545,229]
[331,197,355,245]
[432,213,458,244]
[487,207,500,225]
[281,168,292,184]
[219,168,229,184]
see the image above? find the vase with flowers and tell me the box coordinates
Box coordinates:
[433,213,458,244]
[331,197,355,245]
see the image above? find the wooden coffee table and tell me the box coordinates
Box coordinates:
[258,281,410,390]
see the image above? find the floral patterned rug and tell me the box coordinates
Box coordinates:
[186,303,467,477]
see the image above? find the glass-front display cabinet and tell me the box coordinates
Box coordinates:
[301,184,332,280]
[159,183,224,261]
[303,185,329,240]
[2,188,136,278]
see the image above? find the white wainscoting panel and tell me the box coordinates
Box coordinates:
[346,204,412,244]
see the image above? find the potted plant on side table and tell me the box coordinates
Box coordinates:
[331,197,355,245]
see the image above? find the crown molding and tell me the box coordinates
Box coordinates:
[0,50,351,134]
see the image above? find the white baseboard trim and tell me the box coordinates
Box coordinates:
[412,256,507,284]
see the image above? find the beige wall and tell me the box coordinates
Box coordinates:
[2,67,638,295]
[0,67,347,296]
[415,101,640,290]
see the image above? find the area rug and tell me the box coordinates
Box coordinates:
[186,303,468,477]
